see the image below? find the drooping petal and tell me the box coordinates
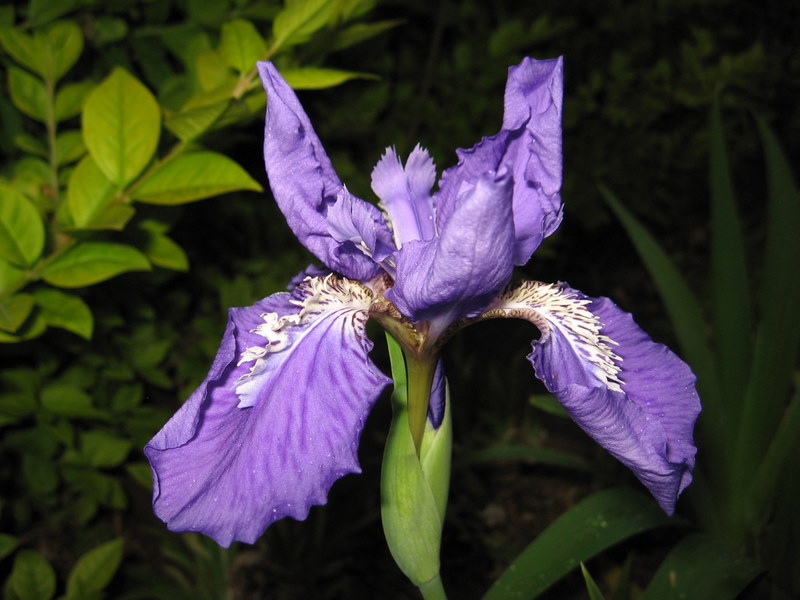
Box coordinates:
[145,276,391,546]
[487,281,700,514]
[259,61,386,281]
[386,169,515,339]
[435,57,563,266]
[371,145,437,247]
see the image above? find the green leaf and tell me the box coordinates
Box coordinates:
[9,549,56,600]
[22,454,58,494]
[195,49,231,92]
[281,67,376,90]
[381,336,444,587]
[33,287,93,338]
[82,67,161,186]
[40,383,105,418]
[40,242,150,287]
[7,66,48,122]
[483,488,676,600]
[748,382,800,522]
[0,26,39,73]
[640,534,762,600]
[734,118,800,494]
[331,19,403,51]
[709,104,751,418]
[79,430,132,468]
[0,533,18,560]
[528,393,569,418]
[54,80,94,122]
[0,184,45,266]
[0,293,35,332]
[125,462,152,489]
[55,130,85,165]
[164,100,229,142]
[219,19,267,75]
[271,0,337,51]
[132,151,262,205]
[63,539,123,600]
[581,563,606,600]
[141,231,189,271]
[34,20,83,82]
[0,391,37,424]
[27,0,80,27]
[14,133,47,156]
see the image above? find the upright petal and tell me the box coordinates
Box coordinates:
[386,169,515,339]
[259,62,384,281]
[435,57,563,266]
[487,281,700,514]
[145,276,391,546]
[371,145,437,246]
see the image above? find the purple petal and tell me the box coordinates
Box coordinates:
[435,57,563,266]
[427,358,446,428]
[327,187,396,266]
[371,145,437,246]
[145,278,391,546]
[386,169,515,339]
[490,281,700,514]
[259,62,383,281]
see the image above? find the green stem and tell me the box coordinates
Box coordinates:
[418,574,448,600]
[405,351,437,456]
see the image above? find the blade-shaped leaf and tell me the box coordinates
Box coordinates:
[483,488,676,600]
[709,103,751,414]
[33,287,93,339]
[0,185,45,267]
[639,533,762,600]
[82,67,161,186]
[40,242,150,287]
[734,117,800,495]
[131,151,261,205]
[581,563,606,600]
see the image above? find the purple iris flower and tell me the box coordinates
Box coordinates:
[145,57,700,547]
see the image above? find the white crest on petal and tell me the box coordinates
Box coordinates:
[489,281,623,392]
[234,275,374,408]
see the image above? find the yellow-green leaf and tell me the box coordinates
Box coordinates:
[54,80,94,121]
[7,65,48,122]
[164,100,229,142]
[34,20,83,82]
[55,129,85,165]
[66,155,116,228]
[0,25,39,72]
[40,242,150,287]
[82,67,161,186]
[0,184,45,266]
[281,67,376,89]
[219,19,267,75]
[132,151,262,205]
[0,293,35,333]
[272,0,337,50]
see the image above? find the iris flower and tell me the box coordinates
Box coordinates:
[145,57,700,548]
